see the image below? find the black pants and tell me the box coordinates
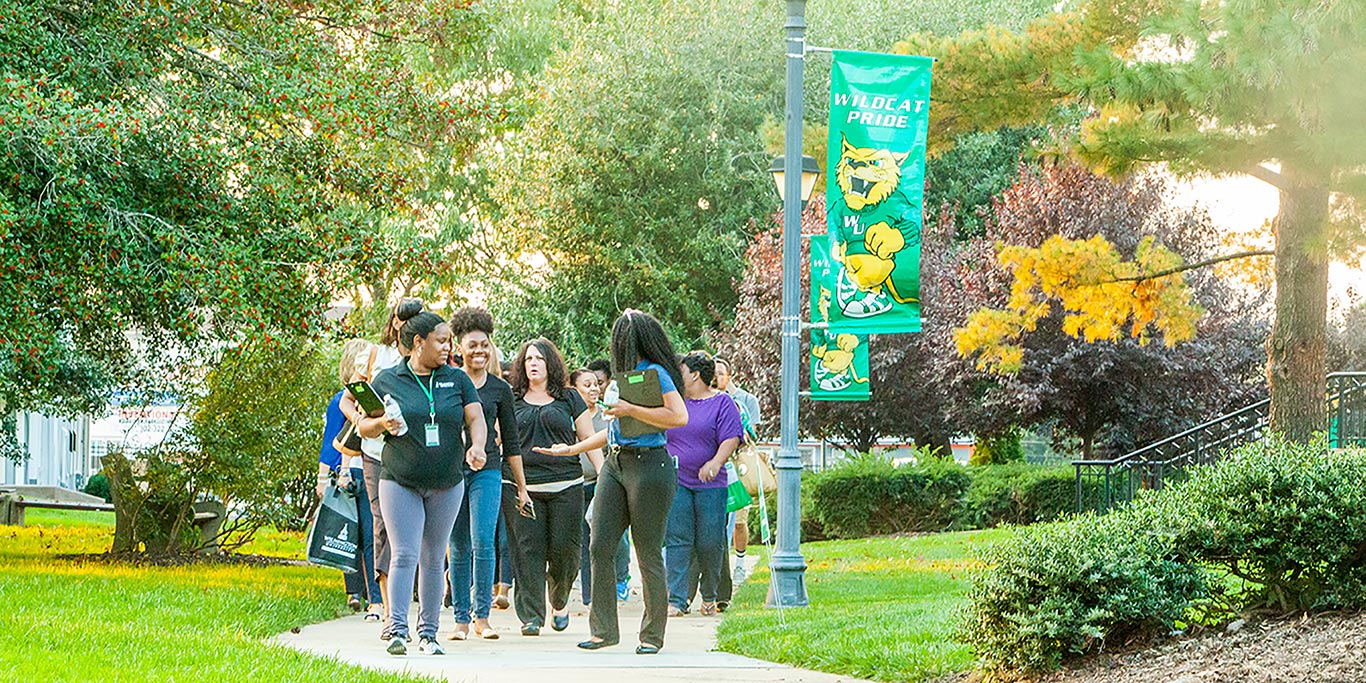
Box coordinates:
[504,482,582,628]
[588,446,676,646]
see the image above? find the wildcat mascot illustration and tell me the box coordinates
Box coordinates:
[831,134,922,318]
[811,286,869,393]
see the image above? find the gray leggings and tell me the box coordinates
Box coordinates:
[380,479,464,640]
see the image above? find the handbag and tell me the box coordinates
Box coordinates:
[729,440,777,496]
[725,462,754,512]
[333,421,363,458]
[305,484,361,572]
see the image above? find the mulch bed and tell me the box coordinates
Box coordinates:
[1037,612,1366,683]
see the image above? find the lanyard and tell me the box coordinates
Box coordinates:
[407,362,436,424]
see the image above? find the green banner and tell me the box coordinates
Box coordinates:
[824,50,932,334]
[810,234,870,402]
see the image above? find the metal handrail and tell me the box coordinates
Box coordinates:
[1070,399,1269,469]
[1074,372,1366,513]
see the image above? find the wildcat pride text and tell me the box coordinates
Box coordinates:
[833,93,927,129]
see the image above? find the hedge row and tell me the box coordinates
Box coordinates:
[961,437,1366,675]
[741,455,1086,544]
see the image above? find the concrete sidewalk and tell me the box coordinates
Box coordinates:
[275,587,872,683]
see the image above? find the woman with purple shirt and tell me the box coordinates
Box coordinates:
[663,351,743,617]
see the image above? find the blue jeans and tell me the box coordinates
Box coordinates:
[665,485,728,609]
[342,466,382,604]
[448,467,502,623]
[580,481,632,605]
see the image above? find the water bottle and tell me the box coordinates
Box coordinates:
[602,380,620,407]
[382,394,408,436]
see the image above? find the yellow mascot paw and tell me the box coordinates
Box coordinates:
[845,253,895,291]
[864,222,905,260]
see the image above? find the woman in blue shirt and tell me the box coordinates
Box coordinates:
[536,309,688,654]
[317,338,383,618]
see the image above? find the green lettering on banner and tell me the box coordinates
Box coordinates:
[824,50,932,334]
[809,235,870,402]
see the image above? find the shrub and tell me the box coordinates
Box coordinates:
[83,472,112,503]
[812,454,970,538]
[970,429,1025,466]
[960,464,1079,528]
[960,507,1206,675]
[1173,437,1366,613]
[962,437,1366,675]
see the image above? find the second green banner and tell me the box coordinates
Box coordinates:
[810,234,870,402]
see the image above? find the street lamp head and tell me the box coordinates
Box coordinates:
[769,154,822,204]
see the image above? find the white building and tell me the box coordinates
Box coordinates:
[2,412,93,489]
[3,399,185,491]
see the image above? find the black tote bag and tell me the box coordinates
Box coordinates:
[305,484,361,573]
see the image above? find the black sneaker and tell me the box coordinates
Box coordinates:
[387,636,408,656]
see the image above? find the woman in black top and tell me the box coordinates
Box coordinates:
[359,312,486,656]
[445,307,530,641]
[506,337,601,636]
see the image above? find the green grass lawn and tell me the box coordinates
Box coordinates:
[0,510,429,683]
[717,528,1011,682]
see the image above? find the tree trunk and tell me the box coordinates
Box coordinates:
[1267,165,1330,443]
[104,453,136,554]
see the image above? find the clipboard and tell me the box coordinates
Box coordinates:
[345,380,387,418]
[617,369,665,438]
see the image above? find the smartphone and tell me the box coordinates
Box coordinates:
[518,499,537,520]
[345,380,387,418]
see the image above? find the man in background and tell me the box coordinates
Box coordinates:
[713,357,759,588]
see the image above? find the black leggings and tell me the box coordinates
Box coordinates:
[504,483,582,628]
[587,446,676,646]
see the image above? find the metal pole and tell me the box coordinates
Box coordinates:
[767,0,810,609]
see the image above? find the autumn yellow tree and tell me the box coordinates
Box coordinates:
[904,0,1366,441]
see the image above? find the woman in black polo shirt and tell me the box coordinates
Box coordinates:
[506,338,601,636]
[359,312,487,656]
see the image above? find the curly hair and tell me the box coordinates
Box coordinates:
[448,305,495,341]
[509,338,570,400]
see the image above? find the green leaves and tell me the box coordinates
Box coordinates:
[0,0,492,411]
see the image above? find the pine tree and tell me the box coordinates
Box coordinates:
[905,0,1366,441]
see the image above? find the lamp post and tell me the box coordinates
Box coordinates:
[769,155,822,208]
[766,0,813,609]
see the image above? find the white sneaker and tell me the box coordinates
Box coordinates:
[732,555,749,585]
[417,637,445,655]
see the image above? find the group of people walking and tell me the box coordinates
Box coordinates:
[315,302,761,656]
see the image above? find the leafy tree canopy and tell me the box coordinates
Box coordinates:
[0,0,495,414]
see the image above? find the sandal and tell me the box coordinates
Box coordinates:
[700,601,718,617]
[667,605,685,617]
[347,594,363,612]
[445,626,470,641]
[474,625,500,640]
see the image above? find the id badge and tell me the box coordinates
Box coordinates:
[425,423,440,448]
